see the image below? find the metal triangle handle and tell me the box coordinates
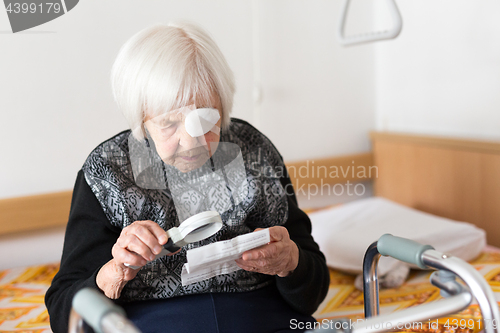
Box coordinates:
[338,0,403,46]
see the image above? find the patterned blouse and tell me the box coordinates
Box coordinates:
[81,118,289,301]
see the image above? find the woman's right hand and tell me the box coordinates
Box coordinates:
[96,220,170,299]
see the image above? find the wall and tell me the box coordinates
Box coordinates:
[374,0,500,140]
[0,1,376,268]
[2,1,497,268]
[257,0,376,161]
[0,0,376,200]
[0,1,255,199]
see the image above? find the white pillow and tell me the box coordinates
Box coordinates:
[309,197,486,276]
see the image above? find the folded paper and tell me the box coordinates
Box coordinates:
[181,229,270,285]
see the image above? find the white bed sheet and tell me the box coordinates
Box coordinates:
[0,227,65,269]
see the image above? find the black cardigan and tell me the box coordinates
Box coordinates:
[45,121,330,333]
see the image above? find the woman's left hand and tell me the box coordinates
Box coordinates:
[235,226,299,277]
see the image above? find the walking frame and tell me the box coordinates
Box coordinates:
[308,234,500,333]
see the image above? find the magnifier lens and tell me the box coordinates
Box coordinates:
[181,212,222,244]
[184,223,220,243]
[190,223,212,234]
[124,212,222,270]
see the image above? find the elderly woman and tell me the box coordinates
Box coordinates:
[46,22,329,333]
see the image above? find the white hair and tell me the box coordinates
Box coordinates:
[111,22,235,139]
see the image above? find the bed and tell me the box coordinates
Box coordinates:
[0,131,499,332]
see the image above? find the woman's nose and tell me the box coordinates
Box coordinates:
[178,126,201,150]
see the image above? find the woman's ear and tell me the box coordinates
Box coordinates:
[142,124,150,147]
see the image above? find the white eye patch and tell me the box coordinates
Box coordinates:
[184,108,220,137]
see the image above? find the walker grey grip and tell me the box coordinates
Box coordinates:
[377,234,434,269]
[72,288,126,333]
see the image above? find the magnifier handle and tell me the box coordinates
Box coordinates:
[124,238,181,270]
[163,238,181,254]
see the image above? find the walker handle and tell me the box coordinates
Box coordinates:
[377,234,434,269]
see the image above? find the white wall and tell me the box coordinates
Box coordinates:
[4,1,499,268]
[0,0,376,199]
[0,1,255,199]
[375,0,500,140]
[256,0,376,161]
[0,1,377,269]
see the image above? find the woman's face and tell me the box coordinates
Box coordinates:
[144,94,222,173]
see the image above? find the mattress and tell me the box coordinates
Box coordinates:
[1,251,499,332]
[0,263,57,332]
[1,241,499,333]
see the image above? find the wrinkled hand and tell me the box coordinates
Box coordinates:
[113,220,171,273]
[97,220,174,298]
[235,226,299,277]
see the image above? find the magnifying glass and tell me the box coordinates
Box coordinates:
[125,211,222,269]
